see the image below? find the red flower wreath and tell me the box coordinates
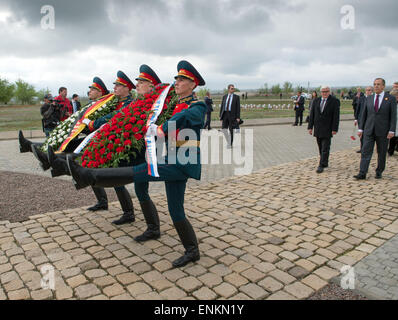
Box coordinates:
[80,83,178,168]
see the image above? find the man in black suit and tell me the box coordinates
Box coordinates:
[220,84,241,147]
[352,87,363,116]
[354,86,373,153]
[308,85,340,173]
[354,78,397,180]
[293,91,305,126]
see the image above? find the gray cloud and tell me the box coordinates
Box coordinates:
[0,0,397,92]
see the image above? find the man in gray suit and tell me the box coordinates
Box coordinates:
[354,78,397,180]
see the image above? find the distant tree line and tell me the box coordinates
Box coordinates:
[0,77,49,105]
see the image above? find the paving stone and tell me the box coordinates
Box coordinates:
[213,283,238,298]
[258,277,284,293]
[8,288,31,300]
[288,266,310,279]
[161,287,188,300]
[314,266,340,281]
[268,269,296,285]
[93,275,117,288]
[198,272,223,288]
[103,283,125,297]
[192,287,217,300]
[127,282,153,297]
[85,269,107,279]
[240,283,269,300]
[284,282,314,299]
[176,276,202,292]
[75,284,101,299]
[31,289,54,300]
[209,264,232,277]
[67,275,88,288]
[241,268,266,282]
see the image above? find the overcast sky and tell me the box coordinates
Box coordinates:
[0,0,397,96]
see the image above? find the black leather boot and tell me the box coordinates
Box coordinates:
[112,187,135,225]
[134,200,160,242]
[172,218,200,268]
[32,144,51,171]
[19,130,43,153]
[48,146,70,177]
[87,187,108,211]
[19,130,32,153]
[66,155,134,190]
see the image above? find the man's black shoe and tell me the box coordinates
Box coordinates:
[292,124,298,126]
[112,214,135,225]
[87,202,108,211]
[375,172,382,179]
[134,230,160,242]
[316,166,324,173]
[356,150,361,153]
[354,173,366,180]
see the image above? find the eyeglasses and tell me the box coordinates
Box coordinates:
[321,91,330,93]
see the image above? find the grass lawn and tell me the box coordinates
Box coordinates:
[0,104,43,132]
[0,99,354,132]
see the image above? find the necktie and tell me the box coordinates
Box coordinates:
[321,99,326,113]
[226,95,231,111]
[374,94,380,112]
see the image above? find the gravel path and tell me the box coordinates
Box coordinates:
[308,283,368,300]
[0,170,120,223]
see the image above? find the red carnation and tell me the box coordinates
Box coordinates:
[118,121,124,126]
[107,143,114,150]
[133,134,143,140]
[124,123,133,131]
[140,114,147,120]
[124,139,132,146]
[137,120,145,126]
[116,128,122,134]
[82,160,87,167]
[103,124,111,132]
[100,148,106,155]
[115,112,123,119]
[109,135,116,140]
[129,117,137,123]
[106,152,113,160]
[132,127,139,133]
[116,147,125,153]
[123,132,130,138]
[115,138,121,145]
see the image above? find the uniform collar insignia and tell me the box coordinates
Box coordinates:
[178,94,196,105]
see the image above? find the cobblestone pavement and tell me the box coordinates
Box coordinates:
[1,139,398,299]
[334,232,398,300]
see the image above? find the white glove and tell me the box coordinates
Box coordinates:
[82,118,91,126]
[146,124,158,137]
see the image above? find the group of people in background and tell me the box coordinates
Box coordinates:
[304,78,397,179]
[40,87,81,137]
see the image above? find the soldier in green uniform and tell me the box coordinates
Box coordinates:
[67,60,207,268]
[50,67,163,232]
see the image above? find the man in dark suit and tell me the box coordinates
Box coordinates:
[354,86,373,153]
[308,85,340,173]
[354,78,397,180]
[352,87,363,116]
[220,84,241,147]
[293,91,305,126]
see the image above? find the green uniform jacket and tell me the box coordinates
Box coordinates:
[161,100,206,180]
